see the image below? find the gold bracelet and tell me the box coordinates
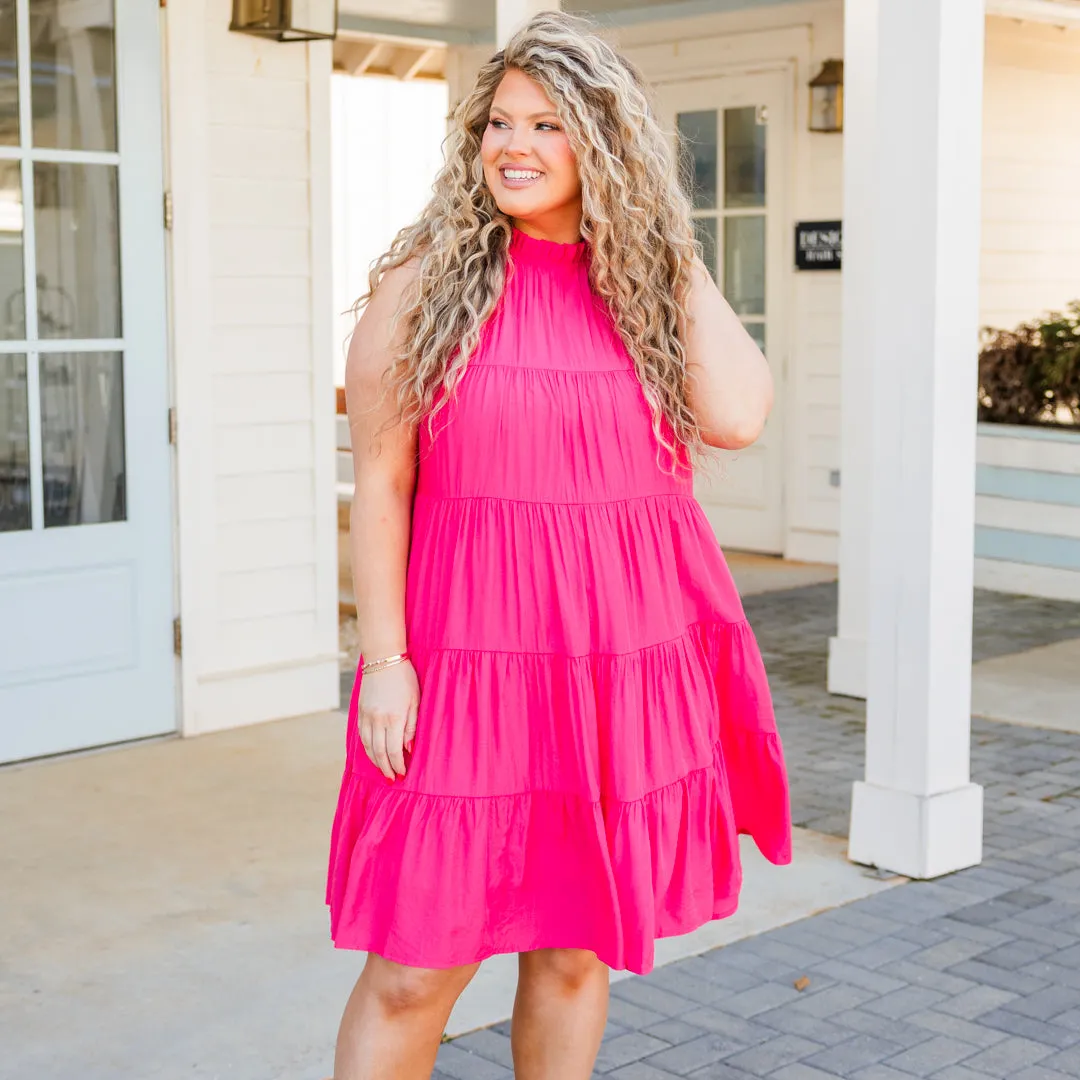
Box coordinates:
[361,650,409,674]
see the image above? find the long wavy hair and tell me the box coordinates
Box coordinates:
[353,8,713,476]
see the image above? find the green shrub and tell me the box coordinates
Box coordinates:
[978,301,1080,427]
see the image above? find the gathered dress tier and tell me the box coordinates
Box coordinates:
[326,225,792,975]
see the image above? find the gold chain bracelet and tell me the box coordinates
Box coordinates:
[361,650,410,675]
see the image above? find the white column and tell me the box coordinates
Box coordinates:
[827,0,878,700]
[496,0,561,50]
[847,0,986,879]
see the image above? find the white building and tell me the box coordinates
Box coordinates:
[1,0,1078,879]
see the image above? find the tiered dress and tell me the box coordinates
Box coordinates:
[326,225,792,975]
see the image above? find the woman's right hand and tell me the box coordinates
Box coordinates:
[357,660,420,780]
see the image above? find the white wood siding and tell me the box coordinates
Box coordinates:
[980,17,1080,332]
[166,1,338,735]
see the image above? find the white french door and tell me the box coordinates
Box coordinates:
[0,0,174,762]
[657,71,789,554]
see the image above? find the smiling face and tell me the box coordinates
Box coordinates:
[480,67,583,243]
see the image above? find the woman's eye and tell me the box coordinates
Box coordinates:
[488,119,559,131]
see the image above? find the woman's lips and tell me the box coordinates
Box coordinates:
[500,168,543,189]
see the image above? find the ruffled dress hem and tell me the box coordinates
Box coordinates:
[325,619,791,976]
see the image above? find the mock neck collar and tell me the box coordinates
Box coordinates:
[509,224,589,268]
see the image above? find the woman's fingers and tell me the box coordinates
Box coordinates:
[358,710,394,779]
[358,714,375,764]
[403,700,418,755]
[371,721,396,780]
[386,723,407,777]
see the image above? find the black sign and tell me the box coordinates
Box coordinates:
[795,220,842,270]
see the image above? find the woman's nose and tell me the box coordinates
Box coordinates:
[505,125,532,155]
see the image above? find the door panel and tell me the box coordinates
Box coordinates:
[658,72,788,554]
[0,0,174,762]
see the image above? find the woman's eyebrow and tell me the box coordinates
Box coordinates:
[489,107,559,120]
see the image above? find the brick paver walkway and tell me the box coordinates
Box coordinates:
[432,584,1080,1079]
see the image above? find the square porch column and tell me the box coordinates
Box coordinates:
[847,0,986,879]
[827,0,877,701]
[497,0,561,49]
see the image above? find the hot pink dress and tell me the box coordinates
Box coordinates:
[326,225,792,975]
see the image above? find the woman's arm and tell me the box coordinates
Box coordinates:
[345,259,421,780]
[681,257,774,450]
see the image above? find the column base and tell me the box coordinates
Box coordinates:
[827,635,867,699]
[849,781,983,879]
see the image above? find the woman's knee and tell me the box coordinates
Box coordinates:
[363,954,478,1018]
[519,948,608,994]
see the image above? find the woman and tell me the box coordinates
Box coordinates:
[326,11,791,1079]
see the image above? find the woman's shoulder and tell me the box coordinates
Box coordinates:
[359,256,422,328]
[376,255,423,298]
[348,257,424,385]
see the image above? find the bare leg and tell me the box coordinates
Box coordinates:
[333,953,480,1080]
[511,948,610,1080]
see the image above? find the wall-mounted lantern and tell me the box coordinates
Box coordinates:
[808,60,843,132]
[230,0,338,42]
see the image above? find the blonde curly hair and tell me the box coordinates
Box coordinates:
[355,8,712,475]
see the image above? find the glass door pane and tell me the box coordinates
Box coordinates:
[0,0,18,145]
[34,161,121,338]
[724,106,766,208]
[40,351,125,527]
[724,215,765,317]
[721,105,767,345]
[0,159,24,337]
[676,109,718,210]
[29,0,117,151]
[0,352,29,530]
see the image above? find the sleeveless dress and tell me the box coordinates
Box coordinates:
[326,225,792,975]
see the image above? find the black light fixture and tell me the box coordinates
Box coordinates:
[809,60,843,133]
[230,0,338,42]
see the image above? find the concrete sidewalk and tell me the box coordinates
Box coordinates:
[971,637,1080,734]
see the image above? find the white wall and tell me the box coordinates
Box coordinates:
[331,74,449,387]
[980,16,1080,332]
[164,1,339,735]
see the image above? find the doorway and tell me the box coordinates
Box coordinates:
[0,1,174,762]
[656,70,790,554]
